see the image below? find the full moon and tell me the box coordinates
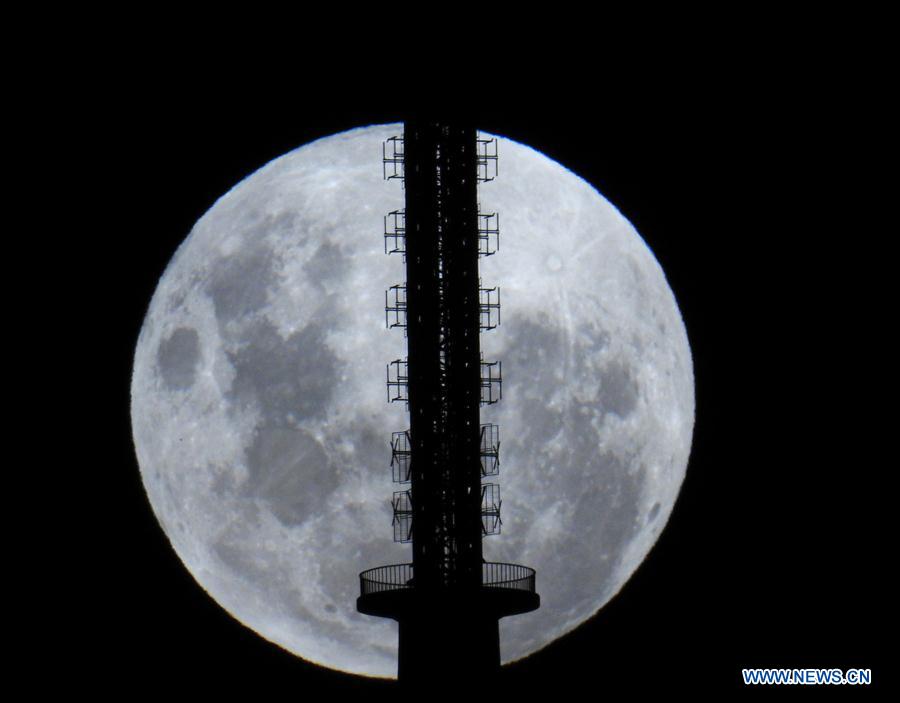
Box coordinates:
[131,124,694,677]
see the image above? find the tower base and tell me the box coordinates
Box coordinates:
[358,574,539,687]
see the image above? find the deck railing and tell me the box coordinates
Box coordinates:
[359,562,535,597]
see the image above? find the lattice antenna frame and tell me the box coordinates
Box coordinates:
[391,430,412,483]
[386,359,409,404]
[481,483,502,536]
[384,209,406,256]
[476,136,499,182]
[480,423,500,477]
[383,136,405,181]
[479,284,500,331]
[392,490,413,542]
[477,211,499,256]
[480,359,502,405]
[385,284,408,331]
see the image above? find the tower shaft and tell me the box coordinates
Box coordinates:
[404,120,483,591]
[358,119,538,687]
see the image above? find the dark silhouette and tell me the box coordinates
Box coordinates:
[358,119,539,689]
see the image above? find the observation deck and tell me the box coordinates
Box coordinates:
[357,562,540,620]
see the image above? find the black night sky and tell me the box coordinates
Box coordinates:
[53,43,889,697]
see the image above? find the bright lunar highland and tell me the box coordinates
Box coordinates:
[131,124,695,677]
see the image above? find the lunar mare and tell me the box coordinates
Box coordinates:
[131,124,694,677]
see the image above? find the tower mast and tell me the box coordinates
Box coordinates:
[358,119,538,686]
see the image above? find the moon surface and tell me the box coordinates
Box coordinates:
[131,124,694,677]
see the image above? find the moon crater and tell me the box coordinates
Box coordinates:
[225,318,340,424]
[156,327,201,390]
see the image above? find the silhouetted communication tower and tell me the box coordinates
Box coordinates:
[358,120,539,685]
